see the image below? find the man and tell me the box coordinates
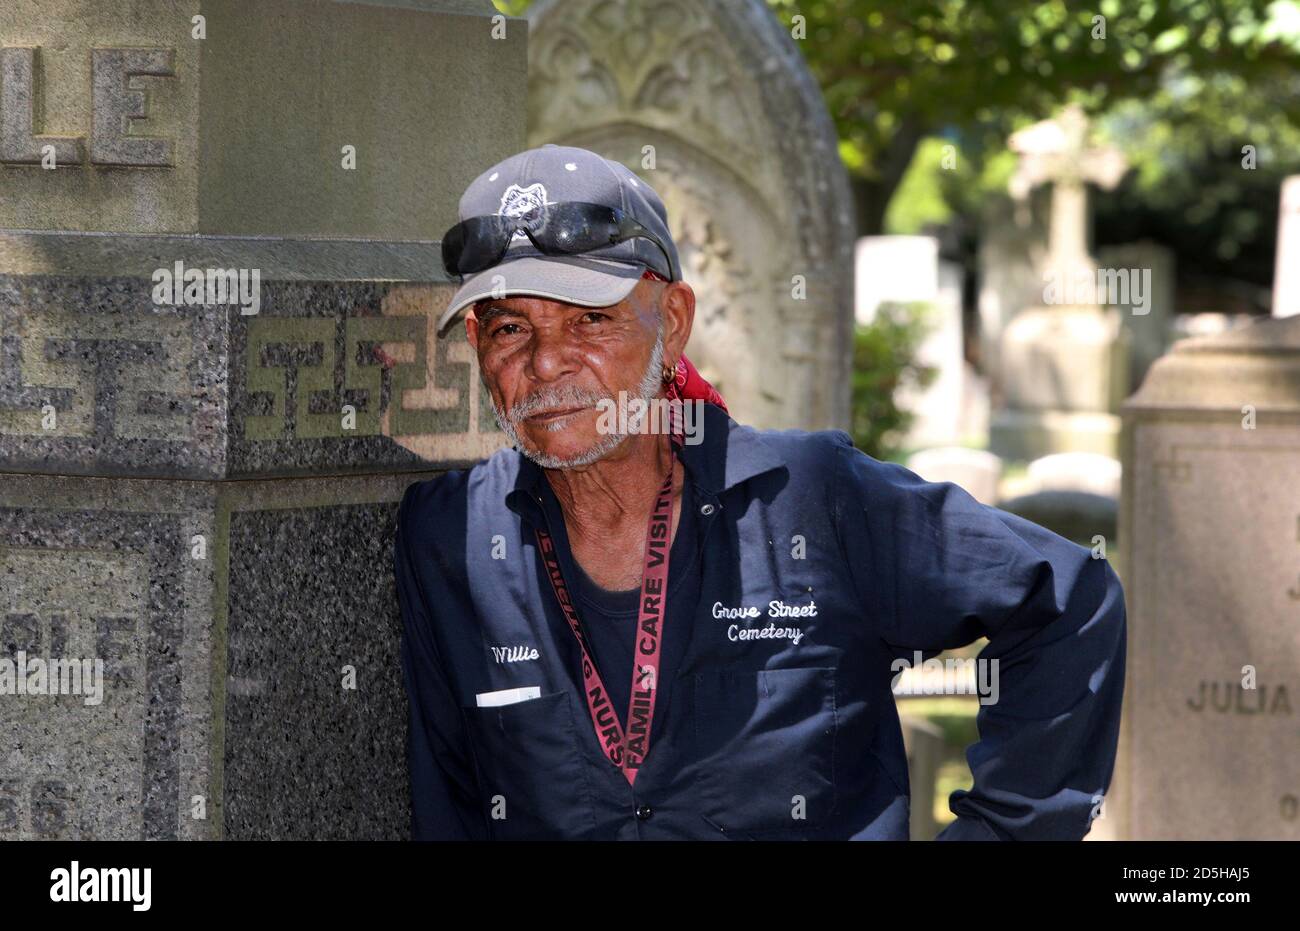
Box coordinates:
[395,143,1126,840]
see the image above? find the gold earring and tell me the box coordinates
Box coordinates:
[662,362,676,383]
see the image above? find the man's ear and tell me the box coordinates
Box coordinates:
[661,281,695,363]
[465,307,480,350]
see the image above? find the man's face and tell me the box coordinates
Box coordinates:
[466,277,683,469]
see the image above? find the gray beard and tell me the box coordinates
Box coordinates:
[490,328,665,469]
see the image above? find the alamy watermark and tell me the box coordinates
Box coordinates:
[1042,264,1152,315]
[0,651,104,706]
[50,861,150,911]
[595,391,705,445]
[890,650,1000,706]
[152,260,261,315]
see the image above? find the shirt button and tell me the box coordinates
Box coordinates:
[635,804,653,821]
[699,503,715,516]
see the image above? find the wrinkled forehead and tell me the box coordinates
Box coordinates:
[470,278,664,328]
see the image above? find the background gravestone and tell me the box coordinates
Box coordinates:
[990,105,1131,462]
[1274,176,1300,318]
[1115,316,1300,839]
[526,0,855,431]
[905,447,1002,506]
[977,188,1051,379]
[0,0,523,839]
[1097,240,1175,392]
[856,236,980,449]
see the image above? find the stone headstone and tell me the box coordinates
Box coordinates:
[977,190,1050,376]
[1273,176,1300,318]
[1169,312,1256,342]
[1006,105,1127,285]
[857,237,972,447]
[1026,451,1122,499]
[1097,240,1175,391]
[1116,315,1300,839]
[0,0,523,839]
[0,0,509,238]
[997,490,1117,547]
[855,236,940,326]
[908,262,968,449]
[906,447,1002,505]
[526,0,855,431]
[997,306,1130,413]
[991,106,1130,461]
[898,715,944,841]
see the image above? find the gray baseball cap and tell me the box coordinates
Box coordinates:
[437,143,680,336]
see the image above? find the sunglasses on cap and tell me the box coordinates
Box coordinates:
[441,201,680,281]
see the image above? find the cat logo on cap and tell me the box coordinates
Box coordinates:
[498,182,549,241]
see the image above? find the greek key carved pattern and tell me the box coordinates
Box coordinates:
[0,307,194,442]
[241,313,499,441]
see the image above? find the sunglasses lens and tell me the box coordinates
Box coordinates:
[442,202,670,277]
[533,203,617,255]
[442,214,517,275]
[440,222,466,275]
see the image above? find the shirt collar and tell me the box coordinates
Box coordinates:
[504,402,785,521]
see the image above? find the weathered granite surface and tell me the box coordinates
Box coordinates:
[0,0,524,840]
[0,475,215,839]
[0,234,505,479]
[0,471,429,839]
[218,477,421,840]
[0,0,525,237]
[1115,315,1300,840]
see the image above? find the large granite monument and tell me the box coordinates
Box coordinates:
[1116,315,1300,839]
[0,0,523,839]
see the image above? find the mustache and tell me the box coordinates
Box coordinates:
[506,383,609,422]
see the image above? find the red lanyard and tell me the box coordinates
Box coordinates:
[534,459,675,785]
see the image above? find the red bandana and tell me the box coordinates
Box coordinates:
[641,269,728,413]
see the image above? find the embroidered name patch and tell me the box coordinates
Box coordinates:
[490,645,540,664]
[712,600,814,645]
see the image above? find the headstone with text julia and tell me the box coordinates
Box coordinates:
[1115,316,1300,839]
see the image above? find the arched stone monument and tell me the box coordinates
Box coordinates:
[527,0,855,430]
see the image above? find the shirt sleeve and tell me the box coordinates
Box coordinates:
[394,491,487,841]
[831,435,1127,841]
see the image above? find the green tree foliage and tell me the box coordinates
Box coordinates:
[849,303,936,460]
[769,0,1300,234]
[1089,69,1300,292]
[493,0,532,15]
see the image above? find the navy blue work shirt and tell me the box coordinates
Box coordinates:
[394,402,1127,840]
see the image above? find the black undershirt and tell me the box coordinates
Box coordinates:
[537,469,702,737]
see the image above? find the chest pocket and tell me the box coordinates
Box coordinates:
[462,691,598,840]
[691,666,838,834]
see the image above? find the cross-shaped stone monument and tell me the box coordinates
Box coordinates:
[990,105,1132,461]
[1008,104,1128,295]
